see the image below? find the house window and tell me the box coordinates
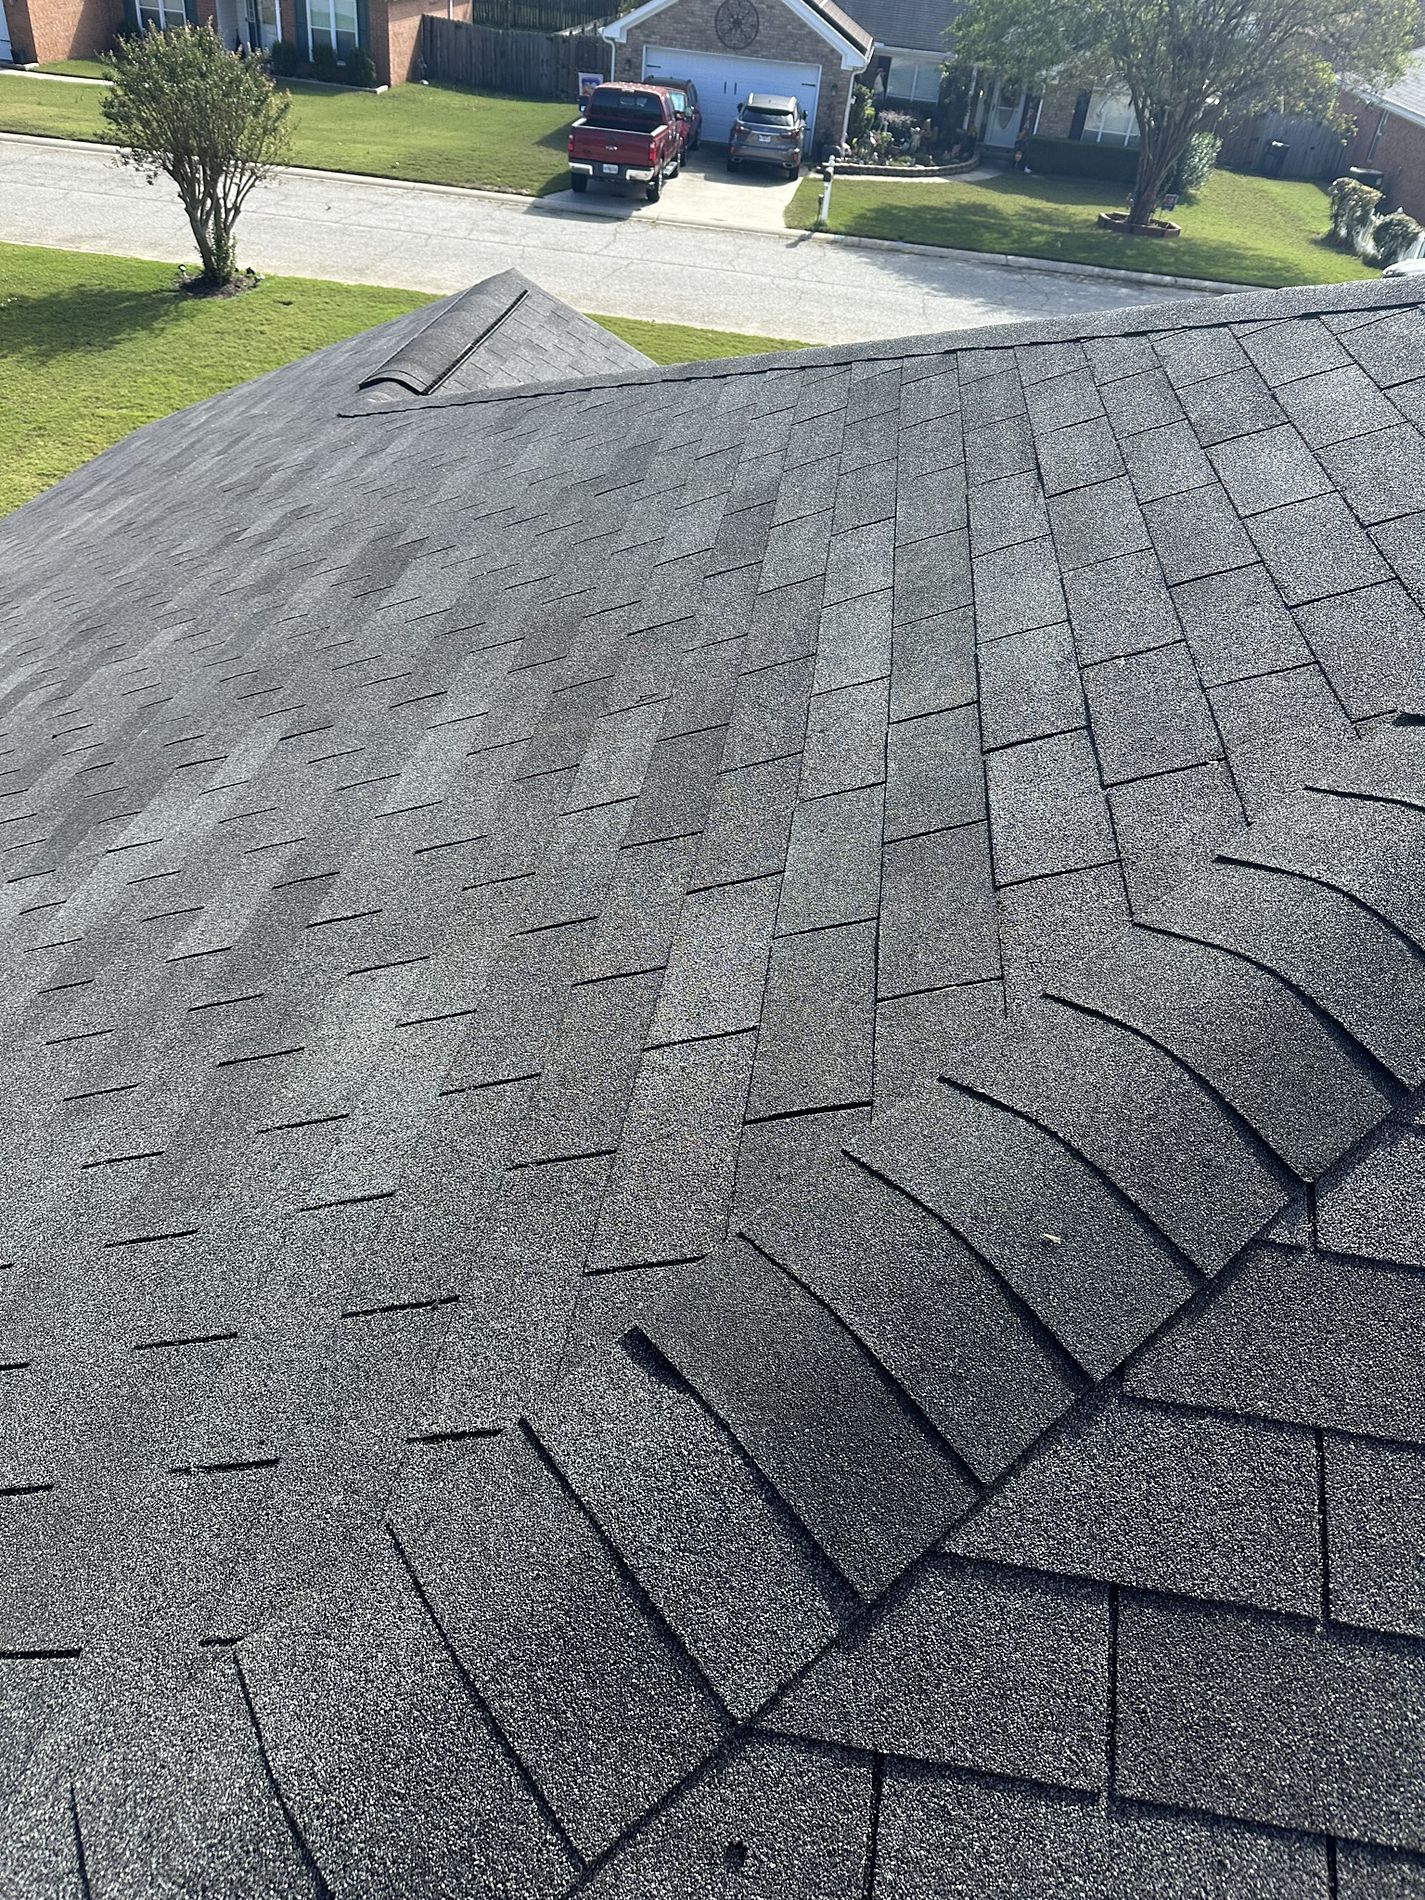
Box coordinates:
[884,57,942,105]
[135,0,188,30]
[1082,87,1139,145]
[308,0,358,60]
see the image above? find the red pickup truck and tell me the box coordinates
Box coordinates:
[568,83,683,202]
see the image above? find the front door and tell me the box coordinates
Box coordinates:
[982,79,1026,148]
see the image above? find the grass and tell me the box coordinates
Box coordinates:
[592,314,804,360]
[0,72,576,194]
[787,166,1377,289]
[0,241,805,514]
[35,57,110,78]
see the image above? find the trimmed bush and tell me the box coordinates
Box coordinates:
[344,44,377,86]
[1021,135,1139,182]
[1164,131,1220,200]
[1373,208,1423,266]
[267,37,299,75]
[310,41,341,81]
[1328,175,1382,249]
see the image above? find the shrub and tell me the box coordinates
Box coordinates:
[848,81,875,147]
[344,44,377,86]
[310,41,341,81]
[267,37,300,75]
[877,109,920,151]
[1327,175,1382,250]
[1373,208,1423,267]
[1164,131,1219,200]
[1021,134,1138,182]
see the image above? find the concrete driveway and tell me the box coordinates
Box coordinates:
[542,146,804,234]
[0,132,1205,345]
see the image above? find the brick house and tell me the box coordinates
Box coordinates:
[1339,47,1425,224]
[0,0,443,84]
[602,0,872,153]
[1,0,125,65]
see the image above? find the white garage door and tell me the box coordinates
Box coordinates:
[642,45,820,145]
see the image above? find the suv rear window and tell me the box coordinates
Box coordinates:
[585,87,666,130]
[742,105,797,126]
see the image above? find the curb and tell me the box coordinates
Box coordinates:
[4,66,108,85]
[793,226,1254,294]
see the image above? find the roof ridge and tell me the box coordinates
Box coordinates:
[358,271,534,398]
[336,279,1425,421]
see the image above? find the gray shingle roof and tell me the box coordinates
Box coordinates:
[3,268,1425,1896]
[1352,44,1425,134]
[355,271,650,401]
[845,0,960,57]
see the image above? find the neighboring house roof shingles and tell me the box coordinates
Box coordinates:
[1351,44,1425,134]
[846,0,959,59]
[2,271,1425,1897]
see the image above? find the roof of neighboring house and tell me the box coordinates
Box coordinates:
[847,0,960,59]
[3,268,1425,1898]
[1350,43,1425,134]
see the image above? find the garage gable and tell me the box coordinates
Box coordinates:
[605,0,871,151]
[605,0,872,70]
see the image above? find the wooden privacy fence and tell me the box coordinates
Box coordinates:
[1217,110,1349,182]
[420,14,608,98]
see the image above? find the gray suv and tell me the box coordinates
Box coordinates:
[727,93,807,178]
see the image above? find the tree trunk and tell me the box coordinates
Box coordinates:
[209,209,238,285]
[181,191,220,283]
[1128,131,1172,231]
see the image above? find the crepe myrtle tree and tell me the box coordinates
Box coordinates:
[949,0,1416,233]
[102,25,292,290]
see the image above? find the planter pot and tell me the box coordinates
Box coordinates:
[1097,210,1181,237]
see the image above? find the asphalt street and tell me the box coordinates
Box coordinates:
[0,131,1207,344]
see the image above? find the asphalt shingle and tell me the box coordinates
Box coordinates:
[6,271,1425,1900]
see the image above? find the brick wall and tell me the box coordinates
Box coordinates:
[1031,77,1083,141]
[611,0,860,152]
[12,0,123,62]
[1339,87,1425,224]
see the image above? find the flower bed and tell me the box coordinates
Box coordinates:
[835,157,979,178]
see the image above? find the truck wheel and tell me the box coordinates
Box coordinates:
[785,163,798,179]
[646,171,662,202]
[726,155,738,171]
[570,173,587,193]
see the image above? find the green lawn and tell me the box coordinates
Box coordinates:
[0,72,575,194]
[0,242,805,514]
[787,166,1376,289]
[592,314,804,360]
[35,58,110,78]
